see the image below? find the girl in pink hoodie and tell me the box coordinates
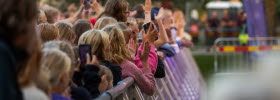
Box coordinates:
[102,24,158,96]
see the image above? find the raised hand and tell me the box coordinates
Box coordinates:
[127,38,137,58]
[140,41,151,68]
[155,7,164,21]
[86,54,99,66]
[144,0,152,12]
[90,0,100,12]
[142,22,158,43]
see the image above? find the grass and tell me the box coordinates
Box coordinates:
[193,54,215,82]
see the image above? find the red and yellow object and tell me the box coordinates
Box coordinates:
[218,46,280,52]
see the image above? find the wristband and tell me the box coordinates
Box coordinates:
[83,10,90,13]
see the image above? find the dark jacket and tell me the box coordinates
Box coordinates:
[154,55,165,78]
[0,40,24,100]
[71,87,92,100]
[72,71,84,87]
[158,44,176,57]
[100,61,122,86]
[72,63,87,87]
[83,65,101,99]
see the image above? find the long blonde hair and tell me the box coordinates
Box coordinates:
[78,29,110,61]
[93,17,117,30]
[54,21,76,44]
[102,24,132,64]
[41,49,71,85]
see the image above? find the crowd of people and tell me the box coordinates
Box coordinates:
[0,0,193,100]
[205,10,247,46]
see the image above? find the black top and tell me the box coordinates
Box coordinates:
[72,71,83,87]
[100,61,122,86]
[158,44,176,57]
[71,87,92,100]
[0,40,24,100]
[154,55,166,78]
[83,65,101,99]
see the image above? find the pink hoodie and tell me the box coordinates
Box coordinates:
[120,61,156,95]
[134,44,158,74]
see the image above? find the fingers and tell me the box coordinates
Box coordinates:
[92,55,100,66]
[159,7,164,13]
[145,0,151,5]
[154,13,157,18]
[91,55,97,64]
[148,22,153,32]
[86,53,90,64]
[132,39,136,49]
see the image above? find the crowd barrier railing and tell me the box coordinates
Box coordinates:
[96,48,204,100]
[214,37,280,73]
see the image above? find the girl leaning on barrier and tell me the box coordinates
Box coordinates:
[78,29,122,87]
[77,29,121,99]
[102,24,157,96]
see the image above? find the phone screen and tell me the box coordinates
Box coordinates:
[142,22,151,33]
[79,44,92,65]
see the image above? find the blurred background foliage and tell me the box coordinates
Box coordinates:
[48,0,189,12]
[277,0,280,16]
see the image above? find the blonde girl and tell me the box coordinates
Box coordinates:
[41,49,72,100]
[78,29,122,86]
[54,21,76,44]
[102,24,157,95]
[93,17,117,30]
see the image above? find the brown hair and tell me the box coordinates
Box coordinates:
[114,22,138,44]
[44,7,60,24]
[93,17,118,30]
[102,24,132,64]
[78,29,110,61]
[103,0,129,22]
[136,18,145,31]
[38,10,47,24]
[133,4,144,18]
[38,23,60,43]
[0,0,37,41]
[54,21,76,44]
[73,19,92,45]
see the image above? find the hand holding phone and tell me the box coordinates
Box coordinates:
[142,22,159,42]
[86,55,99,66]
[79,44,92,65]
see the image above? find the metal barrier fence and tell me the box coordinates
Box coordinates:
[96,48,204,100]
[214,37,280,73]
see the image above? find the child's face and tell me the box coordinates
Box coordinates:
[98,75,113,92]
